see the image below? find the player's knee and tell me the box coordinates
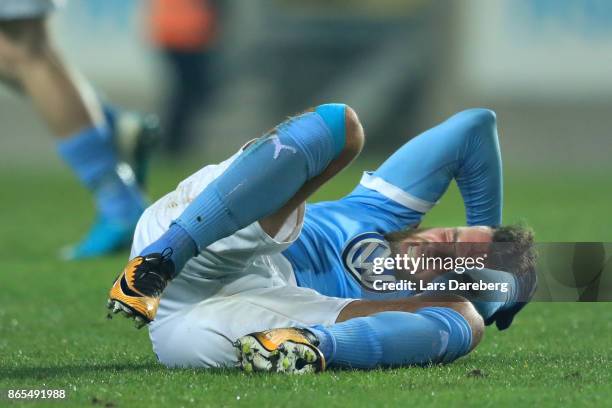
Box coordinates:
[443,296,484,349]
[271,104,362,179]
[419,294,484,350]
[314,103,364,159]
[417,306,479,363]
[344,105,365,159]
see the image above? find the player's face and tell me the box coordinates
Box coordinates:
[389,226,494,261]
[408,226,494,244]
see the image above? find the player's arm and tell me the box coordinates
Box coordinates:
[347,109,502,230]
[452,109,503,226]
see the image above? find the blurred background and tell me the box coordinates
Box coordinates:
[2,0,612,166]
[1,0,612,238]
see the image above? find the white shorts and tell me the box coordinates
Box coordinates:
[131,149,354,368]
[0,0,63,20]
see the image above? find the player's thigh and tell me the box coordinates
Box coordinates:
[150,286,354,368]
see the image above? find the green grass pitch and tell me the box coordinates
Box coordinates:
[1,158,610,407]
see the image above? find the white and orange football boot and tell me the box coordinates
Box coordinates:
[107,251,174,328]
[235,328,325,374]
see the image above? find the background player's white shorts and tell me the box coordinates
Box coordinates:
[0,0,63,20]
[131,149,354,368]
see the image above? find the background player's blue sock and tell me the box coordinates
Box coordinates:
[423,268,517,324]
[102,103,118,133]
[57,125,145,224]
[142,104,347,276]
[309,307,472,369]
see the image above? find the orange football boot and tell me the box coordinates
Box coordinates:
[235,328,325,374]
[107,252,174,328]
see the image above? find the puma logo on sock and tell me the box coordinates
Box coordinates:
[269,135,297,159]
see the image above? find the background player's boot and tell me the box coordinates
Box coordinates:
[60,215,140,260]
[107,251,174,328]
[235,328,325,374]
[109,109,160,189]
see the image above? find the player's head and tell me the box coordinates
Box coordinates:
[487,224,537,279]
[385,224,536,278]
[386,226,494,245]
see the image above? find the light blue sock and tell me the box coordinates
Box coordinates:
[102,103,118,134]
[140,223,196,276]
[315,103,346,157]
[310,307,472,369]
[424,268,518,324]
[57,125,145,224]
[143,104,347,276]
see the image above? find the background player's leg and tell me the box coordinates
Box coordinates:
[141,104,364,277]
[347,108,502,230]
[309,294,483,368]
[0,18,147,259]
[0,18,100,135]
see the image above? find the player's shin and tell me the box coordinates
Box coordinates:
[308,307,473,369]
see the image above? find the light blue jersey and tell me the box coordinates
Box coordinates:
[283,109,503,299]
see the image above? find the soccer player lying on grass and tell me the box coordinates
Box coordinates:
[107,104,536,373]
